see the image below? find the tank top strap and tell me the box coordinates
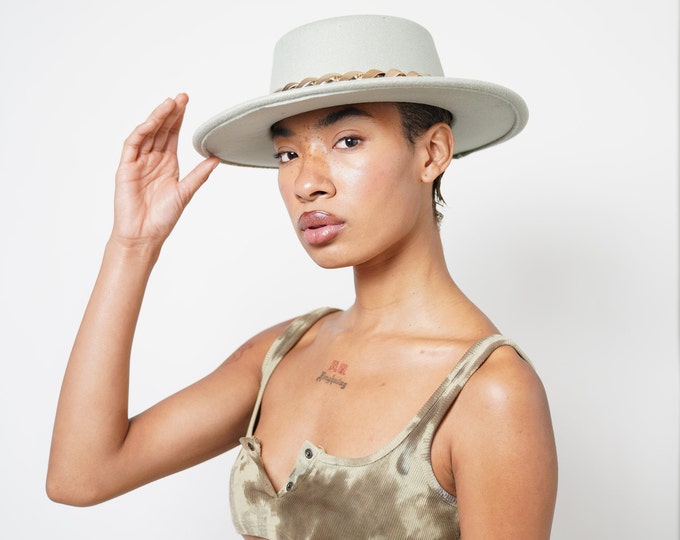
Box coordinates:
[421,334,533,427]
[245,306,340,436]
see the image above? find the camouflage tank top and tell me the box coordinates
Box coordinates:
[229,307,531,539]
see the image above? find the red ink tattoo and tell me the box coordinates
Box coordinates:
[328,361,348,375]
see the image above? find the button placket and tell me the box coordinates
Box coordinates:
[281,443,320,495]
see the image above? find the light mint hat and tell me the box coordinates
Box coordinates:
[193,14,528,168]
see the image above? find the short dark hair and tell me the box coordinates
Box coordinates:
[396,103,453,224]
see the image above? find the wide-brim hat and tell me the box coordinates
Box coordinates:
[193,15,528,168]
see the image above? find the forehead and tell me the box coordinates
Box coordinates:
[270,102,400,139]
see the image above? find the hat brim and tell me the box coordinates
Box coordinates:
[192,76,528,168]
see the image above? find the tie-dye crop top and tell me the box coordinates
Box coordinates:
[229,307,531,539]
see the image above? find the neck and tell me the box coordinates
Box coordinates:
[346,222,466,332]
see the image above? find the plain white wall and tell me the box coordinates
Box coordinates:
[0,1,677,538]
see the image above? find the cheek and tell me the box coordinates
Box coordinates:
[341,153,420,217]
[335,150,408,197]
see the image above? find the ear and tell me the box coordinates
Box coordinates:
[418,123,455,184]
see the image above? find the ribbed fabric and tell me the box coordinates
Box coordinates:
[230,307,531,539]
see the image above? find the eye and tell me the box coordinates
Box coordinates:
[335,137,361,149]
[273,150,298,164]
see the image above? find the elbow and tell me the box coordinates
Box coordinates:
[45,469,107,507]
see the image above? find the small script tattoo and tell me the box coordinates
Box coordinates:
[315,361,348,389]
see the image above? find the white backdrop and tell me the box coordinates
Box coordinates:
[0,1,677,538]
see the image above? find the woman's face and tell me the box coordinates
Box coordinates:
[273,102,435,269]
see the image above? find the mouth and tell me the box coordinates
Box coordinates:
[298,211,345,246]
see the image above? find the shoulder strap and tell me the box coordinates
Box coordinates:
[246,306,340,436]
[421,334,533,427]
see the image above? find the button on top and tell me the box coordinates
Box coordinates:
[247,442,255,451]
[304,448,313,459]
[285,481,294,491]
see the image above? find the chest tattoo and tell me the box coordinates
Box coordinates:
[315,360,348,389]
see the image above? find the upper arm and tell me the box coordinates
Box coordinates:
[448,347,558,539]
[71,320,289,505]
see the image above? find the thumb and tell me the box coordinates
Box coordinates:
[178,157,220,205]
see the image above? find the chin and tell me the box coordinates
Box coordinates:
[302,244,361,270]
[308,254,354,270]
[306,245,388,271]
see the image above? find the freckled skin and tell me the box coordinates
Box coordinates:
[274,103,431,271]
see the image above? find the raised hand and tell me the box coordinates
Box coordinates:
[112,93,219,247]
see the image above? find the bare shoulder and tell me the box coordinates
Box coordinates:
[217,317,295,374]
[459,344,548,418]
[446,345,555,470]
[446,344,558,539]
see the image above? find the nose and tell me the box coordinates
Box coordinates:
[293,153,336,202]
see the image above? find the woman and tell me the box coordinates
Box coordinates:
[47,15,557,539]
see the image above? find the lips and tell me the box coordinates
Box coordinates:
[298,211,345,246]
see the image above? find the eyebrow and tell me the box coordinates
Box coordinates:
[270,106,374,139]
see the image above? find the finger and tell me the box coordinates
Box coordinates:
[153,93,189,153]
[165,96,188,155]
[137,97,179,155]
[119,98,176,163]
[177,157,220,206]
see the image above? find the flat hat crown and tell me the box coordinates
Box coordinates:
[269,15,445,92]
[193,13,528,167]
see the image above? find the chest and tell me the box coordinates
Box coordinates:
[252,335,464,492]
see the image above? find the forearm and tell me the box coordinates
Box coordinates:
[47,237,162,503]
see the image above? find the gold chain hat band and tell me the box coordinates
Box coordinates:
[276,69,425,92]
